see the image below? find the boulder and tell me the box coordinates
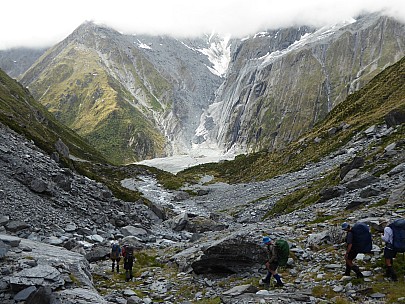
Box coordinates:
[14,286,37,302]
[340,157,364,180]
[344,175,379,190]
[85,245,110,262]
[6,220,30,232]
[185,216,228,233]
[0,240,10,258]
[8,265,64,291]
[173,232,267,274]
[121,226,148,238]
[385,109,405,127]
[164,213,189,231]
[26,286,54,304]
[55,138,70,158]
[319,186,346,202]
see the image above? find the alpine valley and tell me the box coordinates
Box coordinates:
[1,13,404,165]
[0,10,405,304]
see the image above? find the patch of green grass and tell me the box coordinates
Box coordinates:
[370,198,389,208]
[69,273,82,287]
[309,214,336,224]
[263,169,339,218]
[312,285,335,299]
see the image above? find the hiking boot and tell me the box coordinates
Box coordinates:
[275,282,284,287]
[260,278,270,285]
[344,265,351,276]
[352,266,363,278]
[387,267,398,281]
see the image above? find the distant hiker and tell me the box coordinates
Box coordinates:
[122,244,135,282]
[110,243,121,273]
[341,222,372,278]
[382,219,405,281]
[260,236,288,287]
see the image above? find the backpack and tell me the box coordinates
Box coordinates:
[351,222,372,253]
[275,239,290,266]
[123,246,134,262]
[110,243,121,259]
[389,219,405,252]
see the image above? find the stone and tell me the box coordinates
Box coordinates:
[345,175,379,190]
[370,292,386,299]
[14,286,37,301]
[0,240,10,258]
[121,226,148,237]
[55,138,70,158]
[26,286,53,304]
[340,157,364,180]
[85,245,110,262]
[364,125,377,136]
[5,221,30,232]
[222,284,258,296]
[29,178,48,193]
[333,285,344,292]
[65,223,77,232]
[0,215,10,226]
[8,265,63,290]
[0,234,21,247]
[324,264,341,269]
[385,109,405,127]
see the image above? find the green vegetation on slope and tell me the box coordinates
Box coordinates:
[0,68,106,165]
[24,42,166,164]
[178,56,405,184]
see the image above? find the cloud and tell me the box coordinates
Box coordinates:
[1,0,404,49]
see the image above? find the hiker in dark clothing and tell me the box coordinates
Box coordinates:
[261,237,284,287]
[382,225,398,281]
[123,245,135,282]
[110,243,121,273]
[342,222,364,278]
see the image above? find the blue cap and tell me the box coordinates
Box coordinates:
[262,236,272,245]
[341,222,349,230]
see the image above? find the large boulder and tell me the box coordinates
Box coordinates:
[0,233,96,301]
[385,109,405,127]
[172,231,266,274]
[185,216,228,233]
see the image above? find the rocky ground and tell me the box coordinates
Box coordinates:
[0,119,404,303]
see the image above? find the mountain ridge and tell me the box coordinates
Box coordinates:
[1,13,404,166]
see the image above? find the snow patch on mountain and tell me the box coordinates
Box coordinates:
[136,39,152,50]
[259,18,357,68]
[198,34,231,77]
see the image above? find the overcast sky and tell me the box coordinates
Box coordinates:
[1,0,404,50]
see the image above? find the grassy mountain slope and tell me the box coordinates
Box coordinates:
[178,55,405,183]
[0,67,106,164]
[20,24,168,164]
[0,66,178,202]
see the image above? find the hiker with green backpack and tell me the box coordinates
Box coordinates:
[260,236,289,287]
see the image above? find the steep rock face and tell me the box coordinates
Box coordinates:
[0,47,47,79]
[19,22,225,164]
[199,14,405,153]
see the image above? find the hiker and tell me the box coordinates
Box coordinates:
[341,222,372,278]
[122,244,135,282]
[382,224,398,281]
[260,236,285,287]
[110,243,121,273]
